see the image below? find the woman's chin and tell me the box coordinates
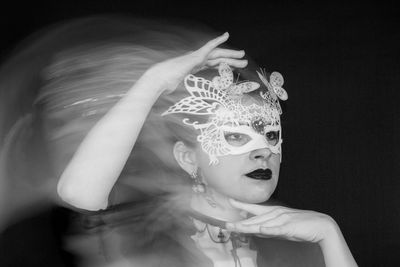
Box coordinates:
[236,191,273,204]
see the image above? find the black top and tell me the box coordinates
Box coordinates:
[0,194,326,267]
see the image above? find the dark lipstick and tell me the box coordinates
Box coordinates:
[245,168,272,180]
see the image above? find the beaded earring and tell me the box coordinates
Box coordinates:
[190,169,217,208]
[190,169,206,193]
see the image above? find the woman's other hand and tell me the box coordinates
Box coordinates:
[226,198,338,244]
[226,199,358,267]
[145,32,248,94]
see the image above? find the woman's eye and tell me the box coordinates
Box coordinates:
[224,132,251,146]
[265,131,280,145]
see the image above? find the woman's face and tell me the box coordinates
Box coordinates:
[194,144,280,204]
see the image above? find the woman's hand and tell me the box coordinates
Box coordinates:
[226,199,338,244]
[145,32,248,94]
[227,199,358,267]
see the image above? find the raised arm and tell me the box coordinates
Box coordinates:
[56,71,164,210]
[57,33,248,210]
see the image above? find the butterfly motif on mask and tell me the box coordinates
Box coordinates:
[257,69,288,101]
[212,63,260,96]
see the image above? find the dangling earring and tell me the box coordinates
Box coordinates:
[190,169,206,193]
[190,169,217,208]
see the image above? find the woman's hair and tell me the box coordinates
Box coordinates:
[0,16,218,220]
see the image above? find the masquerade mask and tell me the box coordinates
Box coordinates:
[162,63,287,164]
[220,124,281,155]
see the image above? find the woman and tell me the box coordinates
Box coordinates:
[1,16,357,266]
[54,26,357,267]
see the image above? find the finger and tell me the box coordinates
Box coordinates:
[207,48,245,59]
[242,211,297,226]
[231,213,288,233]
[198,32,229,54]
[259,224,301,241]
[229,199,275,215]
[206,58,248,68]
[237,209,283,225]
[227,223,262,234]
[260,225,285,237]
[228,222,299,241]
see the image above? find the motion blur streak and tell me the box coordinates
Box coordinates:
[0,15,216,267]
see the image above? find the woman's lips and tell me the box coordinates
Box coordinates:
[245,168,272,180]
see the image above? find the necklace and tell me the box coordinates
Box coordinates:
[189,209,228,229]
[189,210,250,267]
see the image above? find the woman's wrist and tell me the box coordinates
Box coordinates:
[318,217,358,266]
[318,216,342,247]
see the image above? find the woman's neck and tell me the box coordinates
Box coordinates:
[190,190,245,222]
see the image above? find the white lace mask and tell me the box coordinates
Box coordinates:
[162,63,287,164]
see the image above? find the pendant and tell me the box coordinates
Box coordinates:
[218,228,226,242]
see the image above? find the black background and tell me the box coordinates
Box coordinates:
[0,1,399,266]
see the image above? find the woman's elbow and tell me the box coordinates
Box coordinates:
[57,181,107,211]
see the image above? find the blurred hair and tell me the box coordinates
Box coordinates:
[0,15,217,227]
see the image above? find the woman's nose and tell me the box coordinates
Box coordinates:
[249,147,272,161]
